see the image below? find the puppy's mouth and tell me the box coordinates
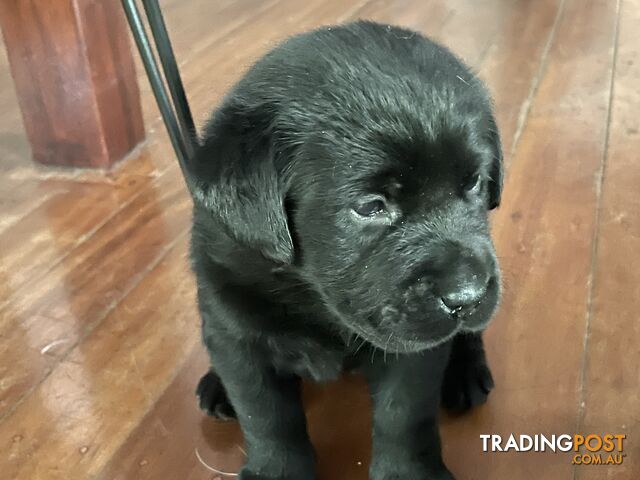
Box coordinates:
[337,276,500,354]
[343,318,462,354]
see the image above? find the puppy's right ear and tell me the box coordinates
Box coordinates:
[189,105,294,264]
[486,114,503,210]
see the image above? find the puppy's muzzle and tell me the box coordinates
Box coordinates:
[403,239,499,329]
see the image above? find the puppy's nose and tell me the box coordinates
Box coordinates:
[440,282,487,313]
[432,245,490,314]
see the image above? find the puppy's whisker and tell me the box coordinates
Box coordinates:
[456,74,470,86]
[383,332,393,364]
[353,335,369,356]
[346,333,355,347]
[348,332,362,349]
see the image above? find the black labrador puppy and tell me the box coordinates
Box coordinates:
[188,21,503,480]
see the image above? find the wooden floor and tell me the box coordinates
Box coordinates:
[0,0,638,478]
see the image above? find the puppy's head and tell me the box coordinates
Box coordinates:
[298,118,502,352]
[193,22,503,352]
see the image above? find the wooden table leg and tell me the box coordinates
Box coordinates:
[0,0,145,168]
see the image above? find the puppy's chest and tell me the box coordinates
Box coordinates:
[250,279,345,382]
[263,325,348,383]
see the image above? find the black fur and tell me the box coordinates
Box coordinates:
[189,21,503,480]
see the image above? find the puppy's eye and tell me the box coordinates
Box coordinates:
[354,198,386,217]
[465,173,482,193]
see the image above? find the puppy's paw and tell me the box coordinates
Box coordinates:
[239,461,316,480]
[239,449,316,480]
[441,349,494,412]
[371,463,455,480]
[196,371,236,420]
[239,470,315,480]
[429,469,455,480]
[423,468,455,480]
[374,473,454,480]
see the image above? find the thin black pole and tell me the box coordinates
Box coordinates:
[142,0,196,158]
[120,0,193,190]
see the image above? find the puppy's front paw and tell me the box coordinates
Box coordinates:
[431,469,455,480]
[373,474,454,480]
[239,462,316,480]
[239,470,314,480]
[441,348,494,412]
[425,468,455,480]
[371,463,455,480]
[196,371,236,420]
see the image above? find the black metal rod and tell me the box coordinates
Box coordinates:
[142,0,196,158]
[120,0,193,188]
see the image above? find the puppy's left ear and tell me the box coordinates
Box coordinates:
[486,114,503,210]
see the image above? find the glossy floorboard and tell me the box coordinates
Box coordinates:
[0,1,638,479]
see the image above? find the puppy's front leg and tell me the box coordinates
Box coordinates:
[205,339,316,480]
[441,332,494,412]
[365,342,454,480]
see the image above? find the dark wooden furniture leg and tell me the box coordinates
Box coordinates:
[0,0,145,168]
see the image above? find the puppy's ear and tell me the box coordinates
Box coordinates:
[191,106,294,264]
[486,115,503,210]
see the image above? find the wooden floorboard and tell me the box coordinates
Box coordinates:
[444,0,620,477]
[478,0,565,158]
[0,0,637,479]
[0,164,192,419]
[578,1,640,478]
[1,237,200,479]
